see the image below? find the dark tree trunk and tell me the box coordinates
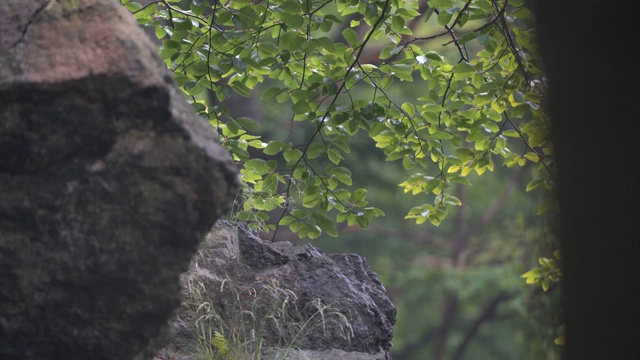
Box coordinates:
[535,1,640,358]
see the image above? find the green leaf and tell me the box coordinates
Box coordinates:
[391,64,414,81]
[356,213,370,228]
[281,12,304,28]
[124,1,142,12]
[365,3,378,18]
[430,131,453,140]
[526,178,543,192]
[424,179,442,194]
[454,148,475,162]
[448,174,472,186]
[459,32,478,44]
[307,142,326,159]
[424,51,443,61]
[333,167,353,185]
[380,45,401,60]
[279,216,297,226]
[437,11,453,26]
[244,159,270,175]
[402,156,416,169]
[284,148,303,162]
[477,34,491,46]
[264,141,285,155]
[190,0,205,15]
[491,100,506,114]
[472,73,483,88]
[502,129,520,138]
[391,16,405,32]
[452,62,474,76]
[337,211,349,223]
[303,187,322,208]
[263,173,279,193]
[443,194,462,206]
[328,148,342,165]
[342,28,358,47]
[280,31,305,51]
[427,0,454,7]
[261,87,284,99]
[401,102,415,117]
[230,81,252,97]
[312,213,338,237]
[521,268,542,283]
[292,101,311,114]
[542,278,550,291]
[234,117,259,132]
[524,152,540,162]
[352,188,367,205]
[155,26,166,39]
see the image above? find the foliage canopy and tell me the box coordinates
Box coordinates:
[122,0,552,239]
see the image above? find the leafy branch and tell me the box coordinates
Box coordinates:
[122,0,553,239]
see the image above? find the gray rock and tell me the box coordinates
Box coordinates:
[0,0,238,359]
[159,221,396,360]
[262,348,388,360]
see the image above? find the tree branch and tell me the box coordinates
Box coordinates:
[434,290,459,360]
[451,292,512,360]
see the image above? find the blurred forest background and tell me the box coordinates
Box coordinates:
[131,0,561,358]
[221,7,558,360]
[223,21,559,360]
[234,83,559,360]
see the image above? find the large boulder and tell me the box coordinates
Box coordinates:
[0,0,238,359]
[157,222,396,360]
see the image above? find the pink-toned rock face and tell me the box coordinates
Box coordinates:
[0,0,49,52]
[0,1,237,359]
[1,0,166,86]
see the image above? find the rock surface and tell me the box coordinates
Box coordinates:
[0,0,237,359]
[157,221,396,360]
[261,348,388,360]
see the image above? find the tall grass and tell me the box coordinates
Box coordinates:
[172,269,353,360]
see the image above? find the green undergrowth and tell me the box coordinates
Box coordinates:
[175,271,354,359]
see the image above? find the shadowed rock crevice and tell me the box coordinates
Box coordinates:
[0,0,238,359]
